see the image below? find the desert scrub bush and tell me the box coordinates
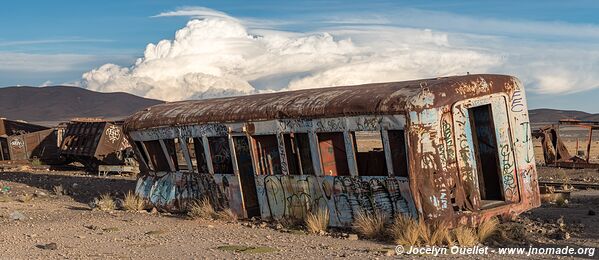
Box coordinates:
[430,222,455,246]
[477,217,499,243]
[188,198,217,219]
[452,226,478,246]
[391,215,455,247]
[425,221,454,246]
[305,207,330,234]
[18,193,33,203]
[353,210,388,240]
[123,191,145,211]
[391,214,421,246]
[31,158,42,166]
[52,185,64,195]
[97,193,116,211]
[216,208,238,222]
[188,198,238,221]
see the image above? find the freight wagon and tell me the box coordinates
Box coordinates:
[59,119,135,172]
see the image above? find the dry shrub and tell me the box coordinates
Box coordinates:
[97,194,116,211]
[19,193,33,203]
[477,217,499,242]
[429,221,454,246]
[452,226,478,246]
[188,199,216,219]
[52,185,64,195]
[417,219,433,245]
[391,214,421,246]
[123,191,145,211]
[187,198,236,221]
[216,208,238,222]
[305,207,329,234]
[353,210,388,240]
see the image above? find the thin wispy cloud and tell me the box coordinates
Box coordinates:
[152,6,237,21]
[0,52,98,72]
[0,38,114,48]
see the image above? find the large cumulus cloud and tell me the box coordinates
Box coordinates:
[81,7,599,101]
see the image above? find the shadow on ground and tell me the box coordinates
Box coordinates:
[0,171,136,203]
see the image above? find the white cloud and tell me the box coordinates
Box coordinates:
[81,7,599,101]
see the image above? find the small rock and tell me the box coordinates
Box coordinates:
[10,211,27,221]
[150,208,158,214]
[275,223,283,230]
[384,248,396,256]
[34,191,48,197]
[259,222,268,228]
[37,243,58,250]
[347,234,359,241]
[588,210,596,216]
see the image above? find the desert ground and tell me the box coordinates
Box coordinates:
[0,164,597,259]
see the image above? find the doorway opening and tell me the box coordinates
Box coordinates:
[233,136,261,218]
[469,104,504,203]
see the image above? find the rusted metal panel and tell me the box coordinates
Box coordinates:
[534,119,599,168]
[60,120,132,169]
[5,129,60,163]
[124,74,540,227]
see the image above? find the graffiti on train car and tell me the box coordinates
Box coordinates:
[255,175,416,226]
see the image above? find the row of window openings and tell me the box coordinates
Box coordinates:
[134,130,408,177]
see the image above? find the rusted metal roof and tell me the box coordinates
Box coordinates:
[125,74,519,131]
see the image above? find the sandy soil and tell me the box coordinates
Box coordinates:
[0,167,597,259]
[0,169,395,259]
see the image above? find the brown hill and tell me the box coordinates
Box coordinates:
[528,108,599,124]
[0,86,163,125]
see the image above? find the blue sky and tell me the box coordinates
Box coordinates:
[2,1,599,112]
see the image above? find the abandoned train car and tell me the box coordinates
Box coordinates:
[124,74,540,227]
[0,118,60,163]
[60,119,132,171]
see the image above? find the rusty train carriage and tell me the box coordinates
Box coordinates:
[60,119,132,170]
[124,74,540,227]
[0,118,60,163]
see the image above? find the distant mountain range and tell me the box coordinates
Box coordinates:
[0,86,163,126]
[528,108,599,124]
[0,85,595,127]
